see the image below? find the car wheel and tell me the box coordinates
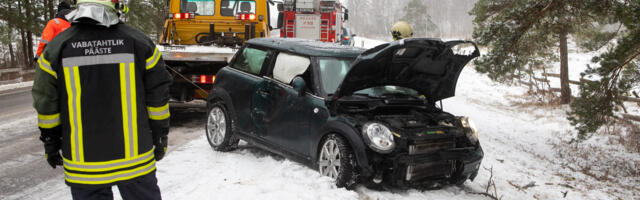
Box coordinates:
[318,134,358,188]
[206,102,239,152]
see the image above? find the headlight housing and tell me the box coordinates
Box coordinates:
[460,117,479,144]
[362,122,396,153]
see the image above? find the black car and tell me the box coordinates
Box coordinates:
[205,37,483,188]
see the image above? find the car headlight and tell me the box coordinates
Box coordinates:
[460,117,479,144]
[362,122,396,153]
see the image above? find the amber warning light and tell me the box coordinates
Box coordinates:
[171,13,194,19]
[195,75,216,84]
[236,14,256,20]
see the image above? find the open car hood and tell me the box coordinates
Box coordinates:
[333,38,480,102]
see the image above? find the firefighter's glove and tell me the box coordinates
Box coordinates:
[154,136,168,161]
[40,135,63,168]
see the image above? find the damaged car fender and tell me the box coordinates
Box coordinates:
[313,120,371,174]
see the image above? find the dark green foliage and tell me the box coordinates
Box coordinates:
[400,0,437,37]
[124,0,167,41]
[471,0,614,82]
[472,0,639,139]
[569,18,640,138]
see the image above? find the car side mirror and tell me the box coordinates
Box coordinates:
[343,9,349,21]
[291,76,306,97]
[277,3,284,12]
[276,12,284,29]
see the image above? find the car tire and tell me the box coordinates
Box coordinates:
[206,101,239,152]
[318,133,358,188]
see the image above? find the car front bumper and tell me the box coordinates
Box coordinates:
[369,144,483,188]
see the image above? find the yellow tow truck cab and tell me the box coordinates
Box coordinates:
[160,0,273,46]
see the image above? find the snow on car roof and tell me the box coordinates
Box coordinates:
[246,38,366,58]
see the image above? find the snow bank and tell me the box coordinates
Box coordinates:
[0,81,32,92]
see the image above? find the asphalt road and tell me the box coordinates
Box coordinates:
[0,86,206,197]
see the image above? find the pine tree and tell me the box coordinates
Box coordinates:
[125,0,167,40]
[471,0,614,104]
[567,1,640,138]
[400,0,436,37]
[471,0,640,138]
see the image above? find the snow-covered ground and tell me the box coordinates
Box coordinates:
[0,81,32,92]
[3,38,639,200]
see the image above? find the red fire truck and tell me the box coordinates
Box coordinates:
[279,0,348,43]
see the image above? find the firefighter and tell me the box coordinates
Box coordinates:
[32,0,171,199]
[35,1,72,59]
[391,21,413,41]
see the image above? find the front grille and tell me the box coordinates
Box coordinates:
[408,138,455,155]
[406,161,453,181]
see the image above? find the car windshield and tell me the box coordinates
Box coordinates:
[318,58,353,96]
[318,57,420,98]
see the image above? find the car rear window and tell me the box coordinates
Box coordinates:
[183,0,215,16]
[220,0,256,16]
[232,47,267,75]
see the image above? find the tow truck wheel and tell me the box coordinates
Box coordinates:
[318,134,357,188]
[206,102,239,152]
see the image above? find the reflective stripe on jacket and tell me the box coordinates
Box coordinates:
[32,22,172,187]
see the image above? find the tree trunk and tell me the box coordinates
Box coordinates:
[559,29,571,104]
[27,31,34,68]
[19,28,28,67]
[25,0,34,68]
[8,26,16,67]
[48,0,55,20]
[7,2,16,67]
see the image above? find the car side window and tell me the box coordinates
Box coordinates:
[272,52,310,84]
[232,47,268,75]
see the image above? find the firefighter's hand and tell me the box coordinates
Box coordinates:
[154,136,168,161]
[46,152,63,169]
[40,135,63,168]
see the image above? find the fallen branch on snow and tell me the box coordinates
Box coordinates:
[467,166,502,200]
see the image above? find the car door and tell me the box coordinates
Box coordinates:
[227,46,271,135]
[251,52,314,156]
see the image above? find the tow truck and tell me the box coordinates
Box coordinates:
[278,0,348,43]
[159,0,281,102]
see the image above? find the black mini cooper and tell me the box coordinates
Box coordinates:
[205,37,483,188]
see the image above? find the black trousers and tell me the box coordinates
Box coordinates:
[70,172,162,200]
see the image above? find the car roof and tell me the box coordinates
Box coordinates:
[246,38,365,58]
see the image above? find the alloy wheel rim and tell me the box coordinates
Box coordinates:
[319,139,341,179]
[207,107,226,146]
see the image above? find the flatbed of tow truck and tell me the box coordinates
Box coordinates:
[158,45,237,63]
